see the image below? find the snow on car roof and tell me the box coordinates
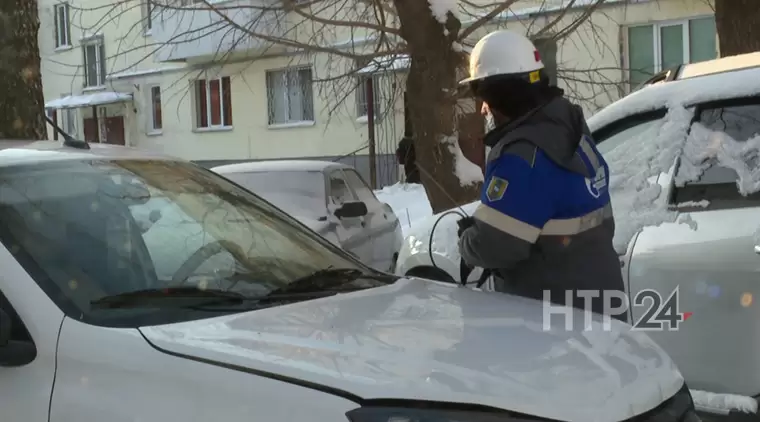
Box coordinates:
[211,159,348,174]
[588,65,760,132]
[0,140,177,167]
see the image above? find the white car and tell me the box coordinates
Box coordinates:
[395,52,760,418]
[0,139,696,422]
[212,160,403,272]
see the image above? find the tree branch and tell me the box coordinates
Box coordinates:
[458,0,520,41]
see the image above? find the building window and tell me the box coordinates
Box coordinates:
[142,1,153,34]
[356,73,384,119]
[627,16,717,89]
[54,3,71,48]
[82,38,106,88]
[195,76,232,129]
[149,85,162,132]
[265,67,314,125]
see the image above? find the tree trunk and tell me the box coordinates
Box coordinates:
[715,0,760,57]
[0,0,47,140]
[393,0,480,213]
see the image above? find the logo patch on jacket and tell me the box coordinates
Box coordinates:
[486,176,508,202]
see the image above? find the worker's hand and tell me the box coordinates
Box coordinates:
[457,216,475,238]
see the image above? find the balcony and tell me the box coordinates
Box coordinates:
[152,0,286,63]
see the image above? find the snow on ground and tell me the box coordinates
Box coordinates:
[690,389,758,414]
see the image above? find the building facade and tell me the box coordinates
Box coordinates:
[38,0,717,187]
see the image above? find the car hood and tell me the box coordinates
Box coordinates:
[140,278,683,422]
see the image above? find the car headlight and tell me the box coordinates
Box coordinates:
[346,407,538,422]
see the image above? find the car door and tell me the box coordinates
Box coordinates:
[341,168,399,271]
[326,169,373,265]
[0,290,56,421]
[626,96,760,396]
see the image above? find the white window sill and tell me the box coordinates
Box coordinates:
[356,115,382,124]
[267,121,316,130]
[193,126,233,133]
[146,130,162,136]
[82,85,106,92]
[54,45,73,52]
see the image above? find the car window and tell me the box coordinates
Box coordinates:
[0,160,387,328]
[328,171,356,206]
[221,170,326,218]
[592,109,667,155]
[342,169,379,207]
[672,97,760,210]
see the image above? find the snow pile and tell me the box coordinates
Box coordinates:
[439,134,484,187]
[690,389,758,414]
[375,183,432,235]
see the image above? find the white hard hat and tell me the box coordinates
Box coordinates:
[460,30,545,85]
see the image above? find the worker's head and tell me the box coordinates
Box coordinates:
[460,30,556,125]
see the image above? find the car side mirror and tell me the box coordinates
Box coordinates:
[334,201,368,219]
[0,308,36,367]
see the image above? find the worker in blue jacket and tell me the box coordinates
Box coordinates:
[457,30,626,321]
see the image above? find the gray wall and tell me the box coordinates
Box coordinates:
[195,153,400,189]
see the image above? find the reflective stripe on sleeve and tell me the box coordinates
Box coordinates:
[541,203,612,236]
[473,204,542,243]
[578,136,601,171]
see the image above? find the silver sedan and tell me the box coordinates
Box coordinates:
[211,160,403,272]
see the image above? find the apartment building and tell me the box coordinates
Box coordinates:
[38,0,717,187]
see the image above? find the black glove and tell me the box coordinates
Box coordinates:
[457,216,475,238]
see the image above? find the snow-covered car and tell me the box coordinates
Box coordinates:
[211,160,403,272]
[1,140,697,422]
[395,51,760,418]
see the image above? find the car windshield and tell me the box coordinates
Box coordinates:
[222,170,326,218]
[0,159,391,327]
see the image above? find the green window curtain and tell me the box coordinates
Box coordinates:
[689,17,717,63]
[628,25,655,89]
[660,24,685,70]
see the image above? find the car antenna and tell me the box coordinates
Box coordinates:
[44,113,91,150]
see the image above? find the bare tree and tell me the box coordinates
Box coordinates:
[0,0,47,140]
[715,0,760,57]
[63,0,621,212]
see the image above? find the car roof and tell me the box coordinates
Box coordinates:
[634,51,760,90]
[588,65,760,132]
[211,159,348,174]
[0,140,177,167]
[676,51,760,80]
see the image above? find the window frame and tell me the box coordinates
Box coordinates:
[625,15,715,90]
[82,37,107,88]
[355,73,384,120]
[265,66,315,126]
[54,2,71,49]
[341,168,379,206]
[591,108,668,149]
[669,95,760,211]
[142,0,154,35]
[147,84,162,134]
[194,75,232,130]
[327,170,358,207]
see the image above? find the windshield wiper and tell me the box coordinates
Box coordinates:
[90,287,251,310]
[268,267,390,296]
